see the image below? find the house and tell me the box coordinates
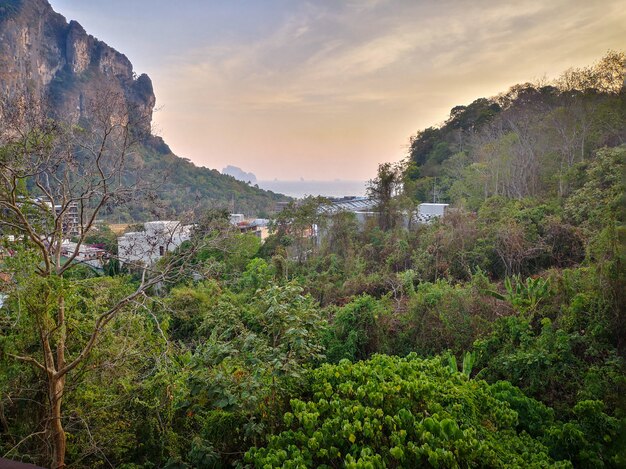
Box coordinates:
[414,203,449,224]
[249,218,271,240]
[229,214,271,241]
[233,218,271,240]
[318,197,378,226]
[60,240,108,269]
[117,221,191,267]
[320,198,448,228]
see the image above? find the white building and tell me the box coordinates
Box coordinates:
[319,198,448,227]
[60,240,107,269]
[414,203,449,224]
[229,213,245,225]
[118,221,191,267]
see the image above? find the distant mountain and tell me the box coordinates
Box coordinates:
[222,165,257,184]
[0,0,288,219]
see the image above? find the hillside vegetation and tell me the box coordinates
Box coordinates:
[0,53,625,468]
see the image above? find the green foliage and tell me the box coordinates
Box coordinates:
[474,293,625,415]
[268,196,330,265]
[165,280,221,343]
[486,275,551,313]
[545,400,624,468]
[565,146,625,229]
[239,257,274,292]
[406,53,626,206]
[323,295,389,363]
[0,272,176,467]
[84,222,119,254]
[246,354,566,468]
[170,281,326,464]
[445,351,476,378]
[367,162,404,231]
[489,381,554,437]
[462,351,476,377]
[394,278,500,356]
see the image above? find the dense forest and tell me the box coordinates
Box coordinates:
[0,53,625,468]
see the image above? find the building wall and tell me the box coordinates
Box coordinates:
[118,221,190,267]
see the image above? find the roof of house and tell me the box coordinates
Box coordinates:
[318,197,376,214]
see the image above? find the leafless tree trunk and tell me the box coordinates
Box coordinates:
[0,87,197,469]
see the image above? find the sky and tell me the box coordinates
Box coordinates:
[48,0,626,181]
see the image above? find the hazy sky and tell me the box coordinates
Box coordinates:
[49,0,626,181]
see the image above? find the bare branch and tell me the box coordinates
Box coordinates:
[7,353,48,372]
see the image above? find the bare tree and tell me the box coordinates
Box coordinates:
[0,88,196,468]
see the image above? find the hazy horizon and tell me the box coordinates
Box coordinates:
[256,179,367,199]
[48,0,626,181]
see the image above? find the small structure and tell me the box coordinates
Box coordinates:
[414,203,449,224]
[60,240,108,269]
[318,198,448,232]
[318,197,377,227]
[320,198,448,226]
[118,221,191,267]
[229,213,245,225]
[232,217,271,241]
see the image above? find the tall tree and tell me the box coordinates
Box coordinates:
[0,89,194,468]
[367,162,403,231]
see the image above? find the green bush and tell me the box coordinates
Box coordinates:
[323,295,389,363]
[246,355,568,468]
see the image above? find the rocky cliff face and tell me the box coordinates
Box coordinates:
[0,0,155,133]
[0,0,287,218]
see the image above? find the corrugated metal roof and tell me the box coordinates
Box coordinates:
[319,197,376,214]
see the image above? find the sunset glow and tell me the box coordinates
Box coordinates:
[49,0,626,181]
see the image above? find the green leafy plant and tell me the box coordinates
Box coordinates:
[487,275,551,312]
[246,355,568,468]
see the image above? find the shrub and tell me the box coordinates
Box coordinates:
[246,355,568,468]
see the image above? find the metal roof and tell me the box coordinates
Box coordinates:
[318,197,376,214]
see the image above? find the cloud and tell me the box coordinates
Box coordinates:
[146,0,626,179]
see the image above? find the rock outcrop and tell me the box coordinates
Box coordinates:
[0,0,287,218]
[0,0,155,133]
[222,165,258,184]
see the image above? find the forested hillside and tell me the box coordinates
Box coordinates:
[405,52,625,206]
[0,54,625,468]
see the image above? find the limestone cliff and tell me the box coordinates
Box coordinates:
[0,0,287,218]
[0,0,155,133]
